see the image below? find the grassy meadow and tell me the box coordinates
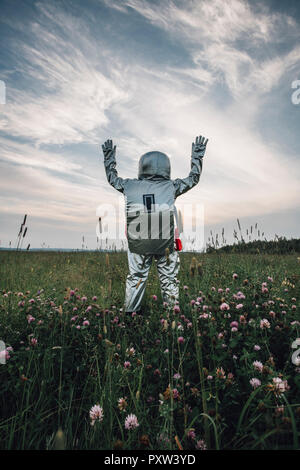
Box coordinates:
[0,250,299,450]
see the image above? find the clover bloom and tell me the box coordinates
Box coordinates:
[253,361,263,372]
[125,414,139,430]
[250,378,261,389]
[89,404,104,426]
[260,318,271,329]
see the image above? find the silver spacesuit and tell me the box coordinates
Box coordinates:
[102,135,208,313]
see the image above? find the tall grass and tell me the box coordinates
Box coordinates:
[0,250,299,449]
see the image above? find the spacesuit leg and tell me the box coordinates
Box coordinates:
[124,249,153,313]
[156,250,180,307]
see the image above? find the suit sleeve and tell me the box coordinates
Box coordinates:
[173,155,203,198]
[103,149,125,193]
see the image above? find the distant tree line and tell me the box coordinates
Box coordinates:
[206,237,300,254]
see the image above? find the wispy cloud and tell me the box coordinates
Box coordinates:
[1,4,129,145]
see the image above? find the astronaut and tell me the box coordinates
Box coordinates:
[102,135,208,313]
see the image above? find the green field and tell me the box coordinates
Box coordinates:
[0,250,299,450]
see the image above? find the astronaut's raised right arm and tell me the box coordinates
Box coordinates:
[173,135,208,198]
[102,139,125,193]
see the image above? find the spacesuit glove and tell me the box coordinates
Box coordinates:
[102,139,116,161]
[191,135,209,160]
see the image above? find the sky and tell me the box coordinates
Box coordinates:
[0,0,299,250]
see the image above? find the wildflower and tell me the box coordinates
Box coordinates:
[124,361,131,369]
[250,378,261,389]
[254,345,261,351]
[89,404,104,426]
[173,373,181,380]
[270,377,290,395]
[126,347,135,357]
[174,305,180,313]
[230,321,238,328]
[207,375,213,380]
[125,414,139,430]
[236,303,243,309]
[81,296,87,302]
[172,388,179,399]
[253,361,264,372]
[83,320,90,326]
[227,372,234,384]
[178,336,184,344]
[195,439,207,450]
[30,338,37,346]
[27,314,35,324]
[152,295,157,301]
[28,299,35,304]
[260,318,271,329]
[118,397,128,412]
[220,302,230,311]
[92,296,97,301]
[233,273,238,279]
[216,367,226,379]
[231,327,238,333]
[187,429,196,440]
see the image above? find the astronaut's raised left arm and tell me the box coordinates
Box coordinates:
[102,139,125,193]
[173,135,208,198]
